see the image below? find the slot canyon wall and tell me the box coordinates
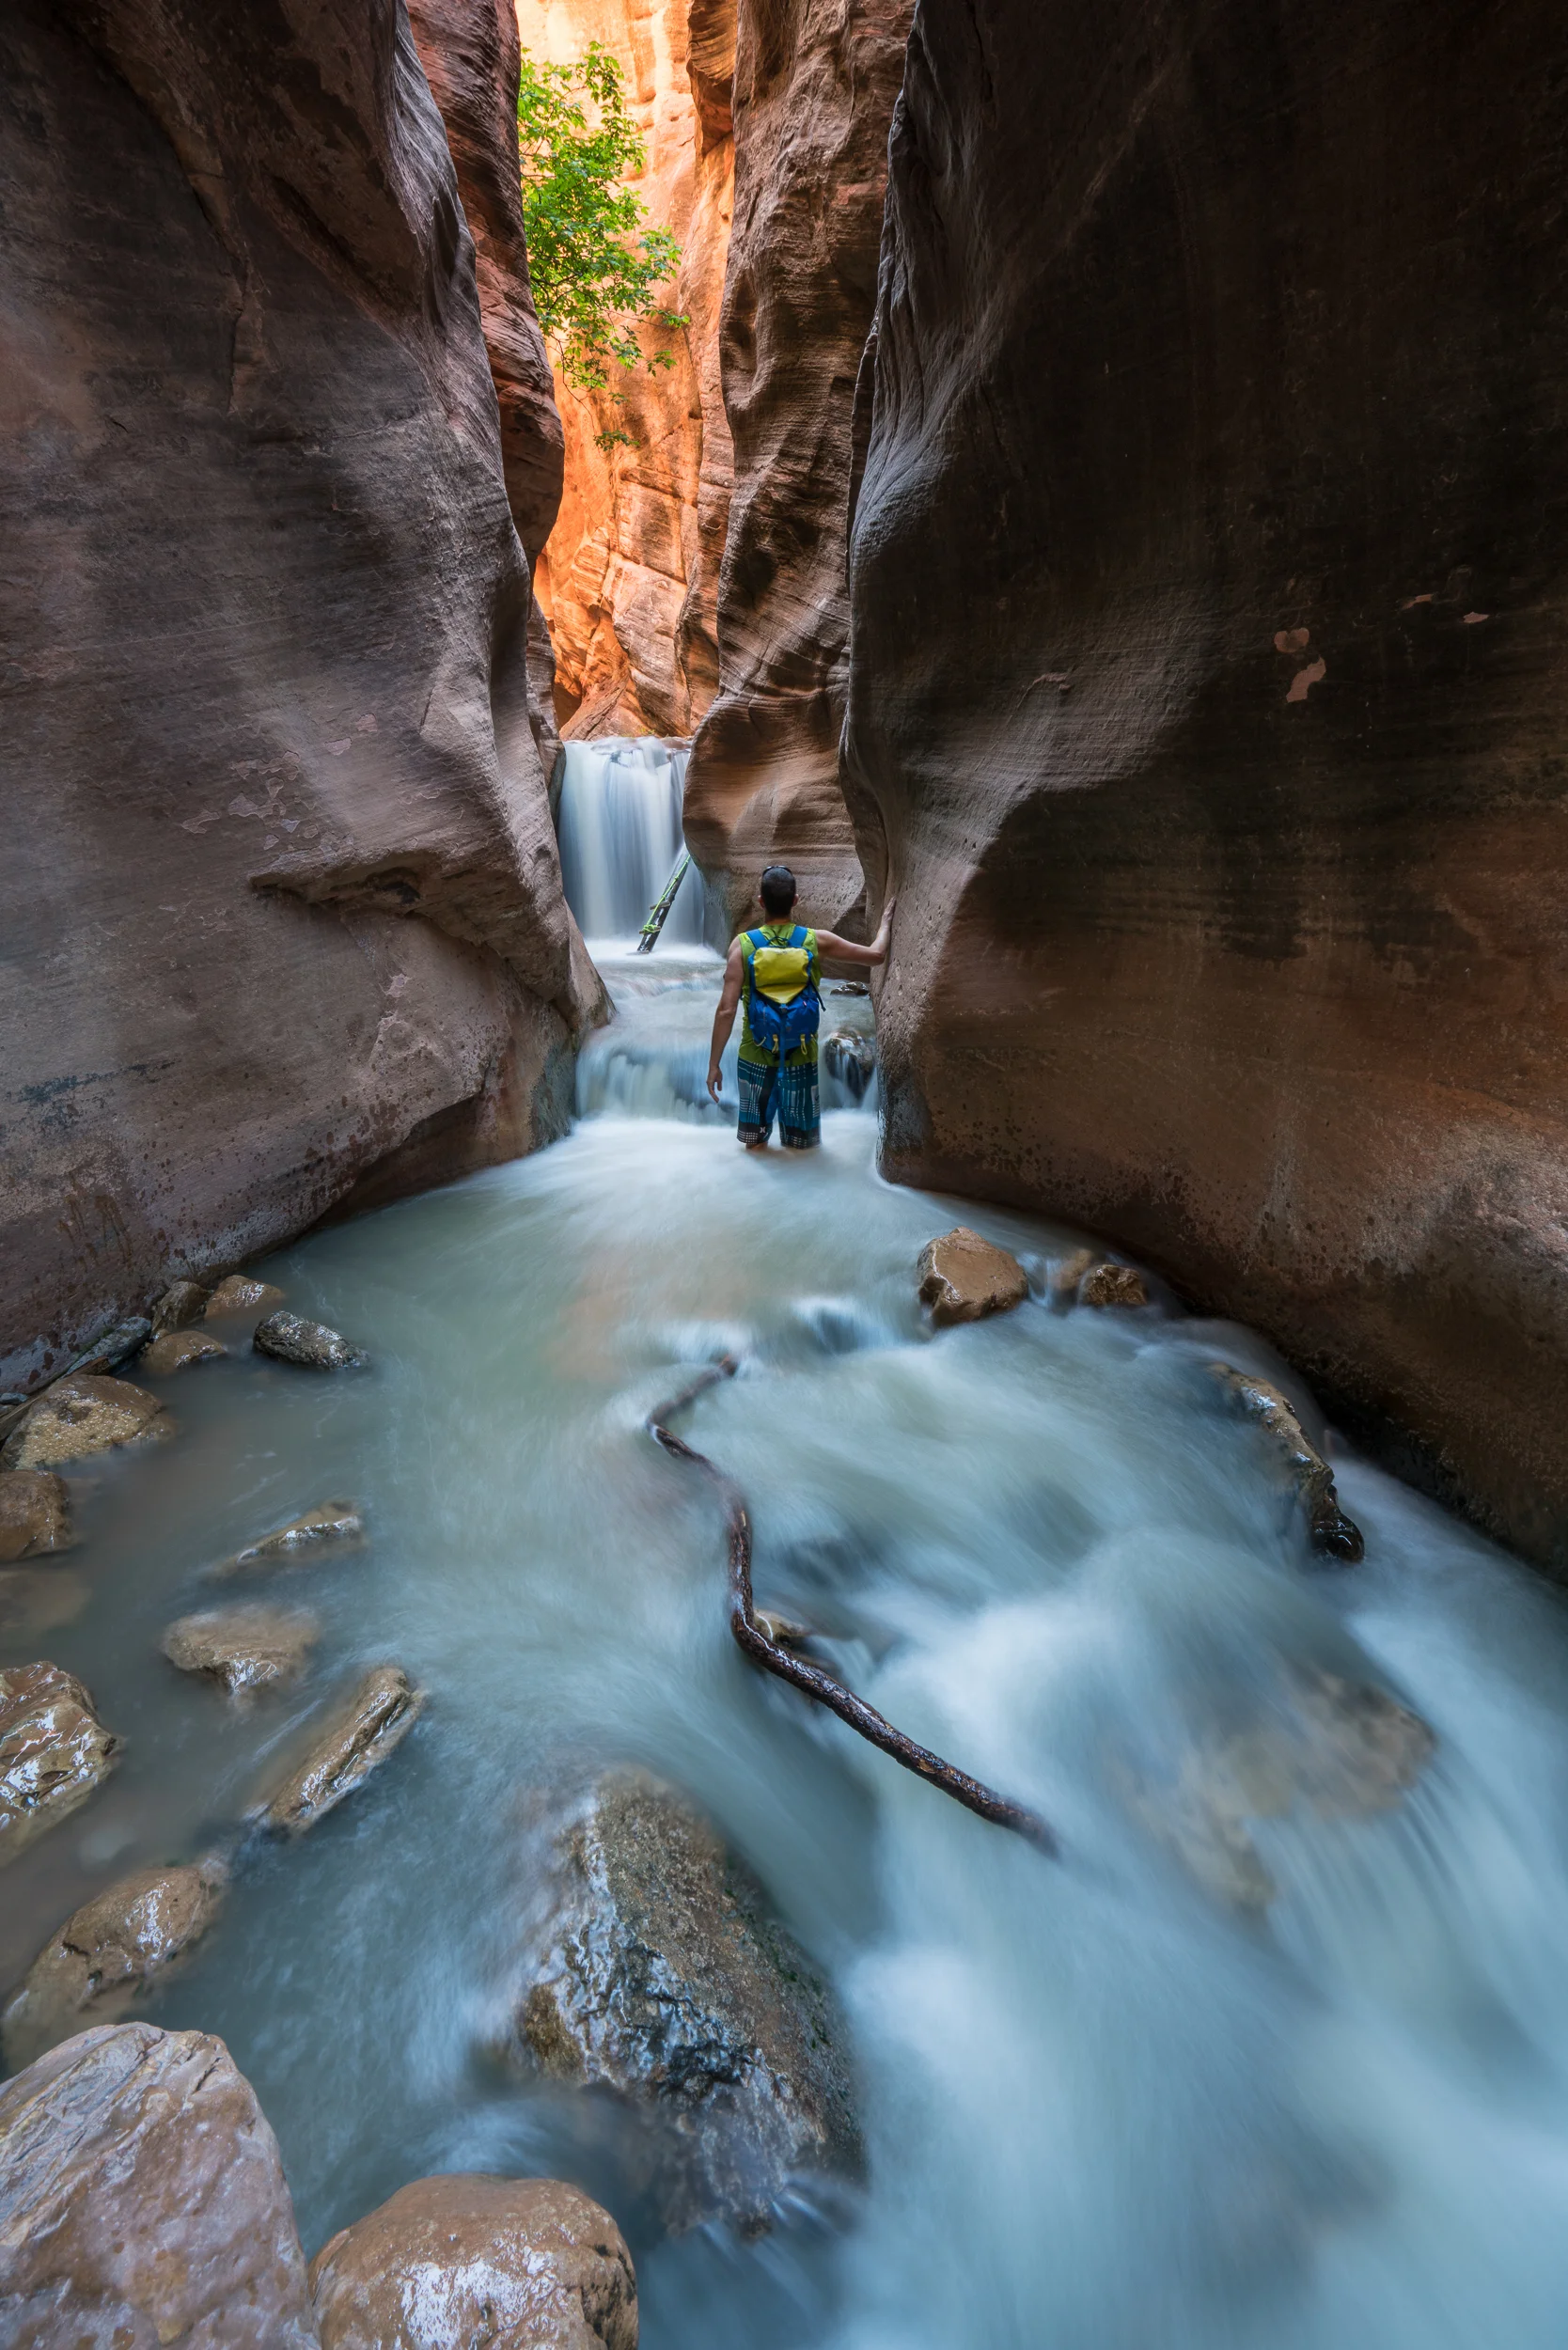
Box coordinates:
[518,0,736,741]
[682,0,914,936]
[0,0,596,1395]
[844,0,1568,1569]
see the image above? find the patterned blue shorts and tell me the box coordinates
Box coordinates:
[737,1055,820,1149]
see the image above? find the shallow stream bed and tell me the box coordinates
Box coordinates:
[7,948,1568,2350]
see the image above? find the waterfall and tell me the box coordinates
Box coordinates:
[556,737,706,948]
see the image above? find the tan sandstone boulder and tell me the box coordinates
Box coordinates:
[0,2021,316,2347]
[255,1666,424,1836]
[917,1227,1030,1328]
[310,2173,637,2350]
[2,1859,227,2069]
[0,1663,118,1865]
[0,1470,72,1560]
[214,1501,365,1578]
[0,1375,169,1471]
[1079,1261,1151,1309]
[141,1328,227,1376]
[206,1274,286,1318]
[164,1606,320,1698]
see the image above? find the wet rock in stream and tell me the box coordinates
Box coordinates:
[503,1771,859,2236]
[140,1327,227,1376]
[253,1665,424,1835]
[823,1028,876,1102]
[150,1277,211,1333]
[205,1273,286,1317]
[163,1605,320,1698]
[309,2173,637,2350]
[0,2021,316,2347]
[213,1499,365,1577]
[917,1226,1029,1328]
[254,1311,368,1371]
[0,1469,72,1560]
[0,1663,119,1865]
[2,1858,227,2069]
[1210,1364,1365,1561]
[1079,1261,1151,1309]
[1128,1665,1436,1910]
[0,1374,170,1471]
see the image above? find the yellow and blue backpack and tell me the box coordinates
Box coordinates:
[741,923,822,1060]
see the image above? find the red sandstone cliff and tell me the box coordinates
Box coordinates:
[682,0,914,937]
[0,0,594,1394]
[520,0,736,742]
[844,0,1568,1570]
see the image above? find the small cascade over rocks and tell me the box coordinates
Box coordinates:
[556,738,706,949]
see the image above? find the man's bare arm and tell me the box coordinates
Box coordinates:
[706,937,746,1102]
[815,894,897,967]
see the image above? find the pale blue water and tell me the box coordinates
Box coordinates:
[6,948,1568,2350]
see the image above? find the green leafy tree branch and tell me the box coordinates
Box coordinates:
[518,42,686,448]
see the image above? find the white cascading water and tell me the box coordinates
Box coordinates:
[556,736,706,948]
[8,750,1568,2350]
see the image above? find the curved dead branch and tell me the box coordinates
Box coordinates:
[648,1356,1058,1854]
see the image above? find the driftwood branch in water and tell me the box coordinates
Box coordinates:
[647,1356,1058,1854]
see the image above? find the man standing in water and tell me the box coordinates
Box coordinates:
[705,865,896,1149]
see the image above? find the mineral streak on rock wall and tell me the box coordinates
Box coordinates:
[844,0,1568,1569]
[519,0,737,740]
[0,0,600,1398]
[682,0,915,939]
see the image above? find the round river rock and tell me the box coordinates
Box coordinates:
[309,2173,637,2350]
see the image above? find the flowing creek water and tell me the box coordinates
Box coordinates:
[7,760,1568,2349]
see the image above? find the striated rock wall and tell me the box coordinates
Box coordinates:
[408,0,564,562]
[521,0,736,740]
[0,0,596,1397]
[844,0,1568,1569]
[682,0,914,938]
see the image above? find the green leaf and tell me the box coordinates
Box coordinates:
[517,42,684,412]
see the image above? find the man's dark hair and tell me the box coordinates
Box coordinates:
[759,864,797,917]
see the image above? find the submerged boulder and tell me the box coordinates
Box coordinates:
[141,1327,227,1376]
[1211,1364,1364,1560]
[206,1274,287,1318]
[0,1468,72,1560]
[309,2173,637,2350]
[0,2022,316,2347]
[215,1500,365,1577]
[0,1570,87,1640]
[0,1663,118,1865]
[0,1374,169,1470]
[2,1859,227,2069]
[917,1227,1029,1328]
[254,1666,424,1836]
[150,1278,211,1334]
[163,1605,319,1698]
[504,1771,858,2235]
[1130,1664,1435,1909]
[254,1312,368,1371]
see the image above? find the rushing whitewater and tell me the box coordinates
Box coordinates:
[7,960,1568,2345]
[556,737,707,948]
